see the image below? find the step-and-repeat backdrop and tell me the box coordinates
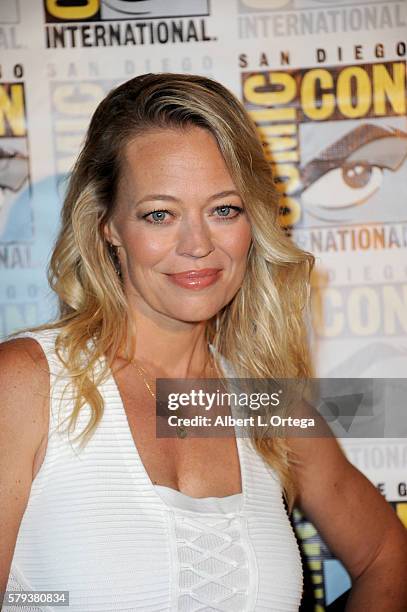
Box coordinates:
[1,1,406,609]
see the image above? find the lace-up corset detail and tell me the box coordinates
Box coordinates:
[175,513,249,611]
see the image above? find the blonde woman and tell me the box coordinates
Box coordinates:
[1,74,406,612]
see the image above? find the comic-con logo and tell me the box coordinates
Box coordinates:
[242,61,407,229]
[0,82,32,242]
[44,0,210,22]
[44,0,212,47]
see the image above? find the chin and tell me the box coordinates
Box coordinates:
[173,310,220,324]
[165,303,222,324]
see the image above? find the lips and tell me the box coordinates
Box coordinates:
[165,268,222,290]
[168,268,222,280]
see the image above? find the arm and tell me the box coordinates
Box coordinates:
[0,338,49,593]
[288,434,407,611]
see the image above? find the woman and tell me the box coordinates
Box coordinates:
[1,73,406,611]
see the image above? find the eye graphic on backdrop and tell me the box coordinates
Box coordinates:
[300,124,407,223]
[0,148,29,193]
[0,146,30,236]
[101,0,208,18]
[302,163,383,210]
[103,0,151,16]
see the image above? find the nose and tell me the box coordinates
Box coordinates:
[175,217,215,259]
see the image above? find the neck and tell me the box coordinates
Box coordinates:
[123,309,216,379]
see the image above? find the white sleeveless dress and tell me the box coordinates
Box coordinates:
[4,328,303,611]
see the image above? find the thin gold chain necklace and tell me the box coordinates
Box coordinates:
[131,354,217,440]
[136,362,189,438]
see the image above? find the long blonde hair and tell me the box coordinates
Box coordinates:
[33,73,314,511]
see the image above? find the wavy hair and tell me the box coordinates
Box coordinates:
[33,73,314,511]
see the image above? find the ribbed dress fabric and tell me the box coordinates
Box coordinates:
[5,329,303,611]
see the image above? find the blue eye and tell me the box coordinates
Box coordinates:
[214,205,243,219]
[151,210,167,222]
[142,209,171,224]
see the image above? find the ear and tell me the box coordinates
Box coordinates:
[103,218,121,247]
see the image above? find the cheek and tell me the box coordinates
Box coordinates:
[221,222,252,260]
[122,227,170,267]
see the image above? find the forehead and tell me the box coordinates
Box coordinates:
[120,126,236,195]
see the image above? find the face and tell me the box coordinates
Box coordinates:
[104,126,252,325]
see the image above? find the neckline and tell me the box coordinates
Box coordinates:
[154,483,243,499]
[104,352,247,515]
[154,484,243,514]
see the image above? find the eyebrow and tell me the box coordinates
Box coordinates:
[134,190,241,207]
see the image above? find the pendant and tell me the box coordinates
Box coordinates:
[176,425,188,439]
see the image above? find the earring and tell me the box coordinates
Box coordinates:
[106,241,122,280]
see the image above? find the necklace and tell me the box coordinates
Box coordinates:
[131,361,183,436]
[131,356,218,439]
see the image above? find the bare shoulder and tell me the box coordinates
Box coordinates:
[0,337,50,591]
[0,337,50,451]
[0,335,49,373]
[0,335,49,363]
[0,336,50,393]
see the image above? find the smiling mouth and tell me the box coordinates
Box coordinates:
[165,269,222,290]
